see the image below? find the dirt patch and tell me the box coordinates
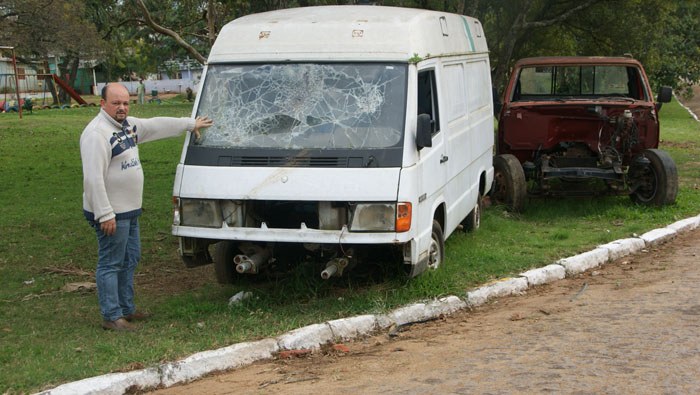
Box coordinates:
[136,259,215,297]
[661,140,698,149]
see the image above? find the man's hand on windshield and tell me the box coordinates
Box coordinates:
[193,116,214,140]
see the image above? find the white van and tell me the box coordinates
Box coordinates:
[172,5,494,282]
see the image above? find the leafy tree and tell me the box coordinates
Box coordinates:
[6,1,696,99]
[651,1,700,97]
[1,0,106,102]
[473,0,601,92]
[483,0,700,96]
[129,0,352,65]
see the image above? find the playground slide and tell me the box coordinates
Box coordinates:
[52,74,87,105]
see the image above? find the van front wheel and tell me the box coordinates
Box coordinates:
[214,241,238,284]
[427,220,445,270]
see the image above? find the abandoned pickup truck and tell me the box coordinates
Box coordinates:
[493,56,677,212]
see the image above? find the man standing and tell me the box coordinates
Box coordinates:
[80,83,212,331]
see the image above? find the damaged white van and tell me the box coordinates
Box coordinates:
[172,6,494,282]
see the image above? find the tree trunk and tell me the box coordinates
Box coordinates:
[207,0,216,46]
[69,57,80,95]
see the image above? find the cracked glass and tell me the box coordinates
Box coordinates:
[195,63,407,149]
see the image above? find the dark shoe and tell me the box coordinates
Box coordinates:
[102,318,136,332]
[124,311,150,322]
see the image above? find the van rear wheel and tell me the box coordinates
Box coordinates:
[462,195,481,232]
[214,241,238,284]
[427,220,445,270]
[492,154,527,212]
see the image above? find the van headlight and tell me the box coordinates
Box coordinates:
[179,198,223,228]
[350,202,411,232]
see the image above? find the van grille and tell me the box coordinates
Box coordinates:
[228,156,349,167]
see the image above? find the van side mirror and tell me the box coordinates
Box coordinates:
[655,86,672,112]
[416,113,432,150]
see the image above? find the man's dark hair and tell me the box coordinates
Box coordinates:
[101,84,109,100]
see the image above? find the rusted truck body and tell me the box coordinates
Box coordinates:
[493,56,677,211]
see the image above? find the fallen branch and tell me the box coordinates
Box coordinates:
[43,267,93,277]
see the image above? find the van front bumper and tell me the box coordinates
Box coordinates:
[172,224,412,245]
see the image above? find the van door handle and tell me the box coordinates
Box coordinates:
[440,155,449,163]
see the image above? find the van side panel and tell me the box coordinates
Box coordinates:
[441,56,494,238]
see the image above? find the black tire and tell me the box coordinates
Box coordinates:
[462,195,481,232]
[213,241,238,284]
[629,149,678,206]
[427,220,445,270]
[492,154,527,212]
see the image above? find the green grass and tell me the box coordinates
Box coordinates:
[1,99,699,393]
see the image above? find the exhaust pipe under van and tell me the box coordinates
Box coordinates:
[234,249,271,274]
[321,256,350,280]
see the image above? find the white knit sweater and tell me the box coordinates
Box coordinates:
[80,109,196,223]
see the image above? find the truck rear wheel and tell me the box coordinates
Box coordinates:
[629,149,678,206]
[214,241,238,284]
[492,154,527,212]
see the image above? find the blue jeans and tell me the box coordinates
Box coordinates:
[93,217,141,322]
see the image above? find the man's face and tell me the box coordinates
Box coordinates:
[101,85,130,122]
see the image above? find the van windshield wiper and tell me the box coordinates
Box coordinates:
[365,155,377,167]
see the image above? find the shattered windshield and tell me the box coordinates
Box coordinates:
[195,63,407,149]
[515,65,648,100]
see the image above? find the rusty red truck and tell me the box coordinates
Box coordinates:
[493,56,677,211]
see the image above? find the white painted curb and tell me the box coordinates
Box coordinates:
[465,277,529,307]
[37,368,161,395]
[640,227,677,247]
[666,215,700,233]
[276,323,334,351]
[159,338,279,387]
[598,238,646,261]
[386,295,467,326]
[520,264,566,286]
[38,215,700,395]
[557,247,609,276]
[328,315,378,341]
[674,92,700,122]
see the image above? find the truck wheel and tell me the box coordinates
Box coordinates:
[492,154,527,212]
[214,241,238,284]
[629,149,678,206]
[427,220,445,270]
[462,195,481,232]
